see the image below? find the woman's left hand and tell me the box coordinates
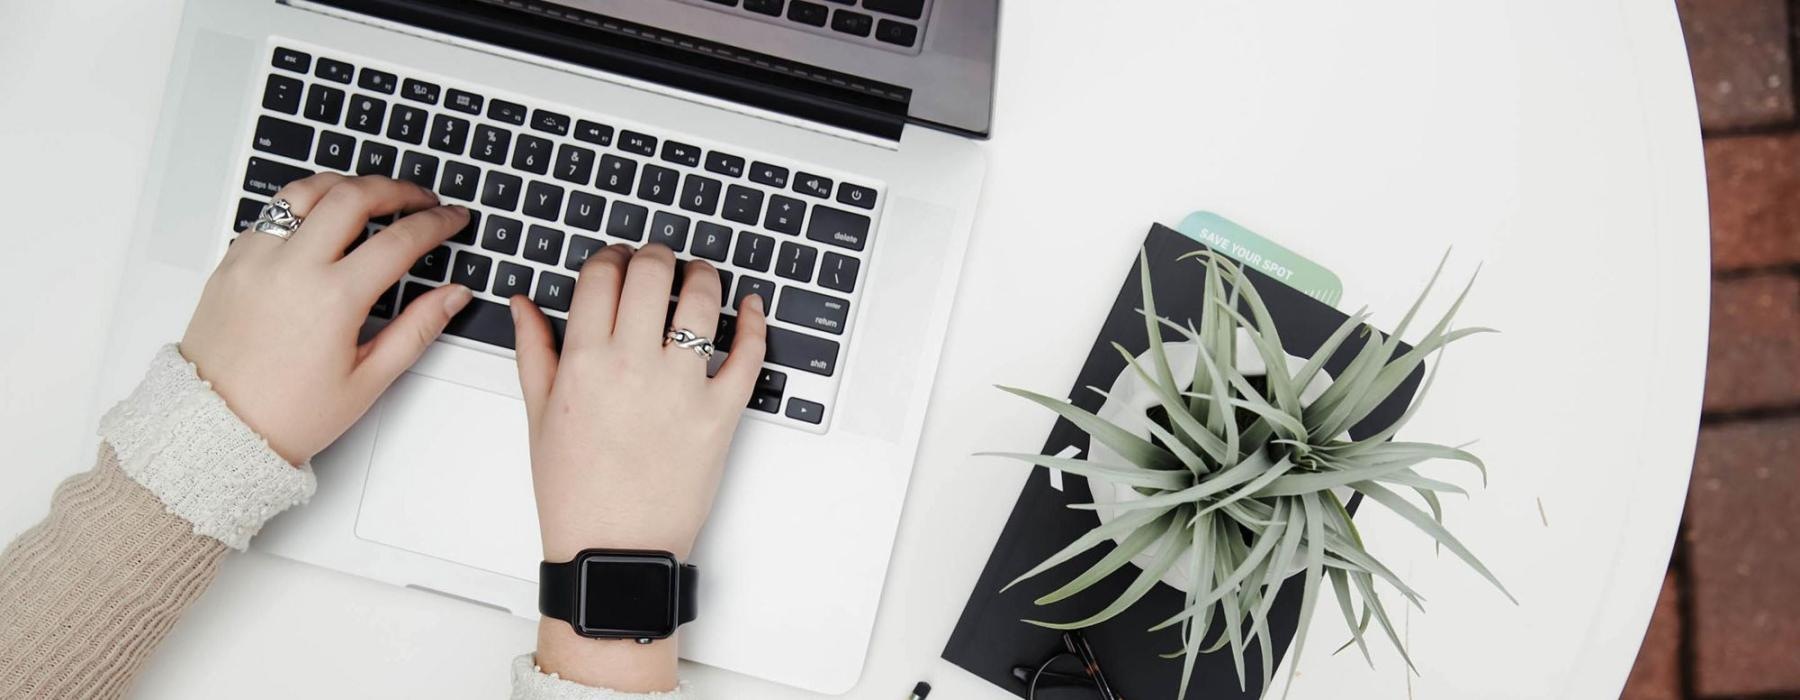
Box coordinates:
[180,173,473,465]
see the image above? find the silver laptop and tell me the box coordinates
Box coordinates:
[99,0,994,692]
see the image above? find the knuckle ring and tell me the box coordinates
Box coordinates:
[663,327,716,360]
[250,198,304,240]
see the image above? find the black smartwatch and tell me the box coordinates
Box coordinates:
[539,549,698,643]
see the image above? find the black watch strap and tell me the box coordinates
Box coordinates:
[539,554,698,630]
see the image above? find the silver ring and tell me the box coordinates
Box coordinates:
[664,327,716,360]
[250,198,304,240]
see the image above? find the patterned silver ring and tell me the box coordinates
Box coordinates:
[250,198,304,240]
[664,327,716,360]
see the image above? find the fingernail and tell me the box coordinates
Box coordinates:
[444,285,473,314]
[510,300,520,322]
[748,294,765,315]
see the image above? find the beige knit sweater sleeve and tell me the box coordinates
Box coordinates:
[0,346,691,699]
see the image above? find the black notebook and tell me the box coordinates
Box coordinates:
[942,223,1425,698]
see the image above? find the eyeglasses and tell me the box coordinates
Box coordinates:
[1011,631,1122,700]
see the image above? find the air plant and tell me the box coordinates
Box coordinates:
[983,250,1513,699]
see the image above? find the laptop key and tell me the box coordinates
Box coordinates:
[429,114,470,155]
[523,181,565,221]
[481,215,523,255]
[488,99,528,126]
[481,172,523,211]
[805,205,870,251]
[494,261,534,299]
[764,195,805,234]
[619,130,657,156]
[837,182,877,209]
[608,202,649,241]
[272,47,311,74]
[776,287,849,334]
[554,144,596,185]
[234,197,266,232]
[831,9,873,37]
[598,154,638,194]
[874,18,918,47]
[452,249,493,291]
[785,398,824,424]
[388,104,428,144]
[243,157,312,196]
[263,74,303,114]
[757,369,787,394]
[692,222,731,262]
[765,325,839,376]
[533,271,577,312]
[775,241,818,283]
[358,68,398,94]
[575,119,614,147]
[452,209,481,245]
[661,140,701,167]
[472,124,510,165]
[524,225,565,265]
[513,134,553,175]
[253,116,314,160]
[787,0,827,26]
[315,131,355,171]
[411,245,451,282]
[734,231,775,272]
[744,0,783,16]
[443,294,518,349]
[722,185,763,225]
[732,275,776,312]
[819,252,859,293]
[532,109,571,136]
[650,211,691,251]
[304,84,345,125]
[445,88,484,115]
[346,95,386,135]
[401,78,440,104]
[793,172,832,198]
[565,191,606,231]
[356,142,398,177]
[749,161,789,188]
[639,165,679,205]
[439,161,481,201]
[315,57,355,84]
[398,151,439,190]
[864,0,924,19]
[679,174,722,216]
[748,392,780,414]
[565,234,605,271]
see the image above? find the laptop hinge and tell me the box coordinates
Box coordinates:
[294,0,911,141]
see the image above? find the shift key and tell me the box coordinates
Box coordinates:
[764,326,839,376]
[776,287,850,335]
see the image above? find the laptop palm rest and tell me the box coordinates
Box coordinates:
[355,371,542,583]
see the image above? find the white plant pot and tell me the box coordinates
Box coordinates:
[1085,331,1332,593]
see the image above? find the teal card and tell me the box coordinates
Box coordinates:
[1174,211,1344,306]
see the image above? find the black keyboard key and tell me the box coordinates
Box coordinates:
[523,181,565,221]
[744,0,783,16]
[619,130,657,156]
[764,195,805,234]
[554,144,597,185]
[606,202,648,241]
[649,211,690,251]
[565,234,605,271]
[401,78,440,104]
[865,0,924,19]
[400,281,435,310]
[749,161,789,188]
[757,368,787,394]
[732,275,776,315]
[638,165,679,205]
[304,84,345,125]
[371,284,400,319]
[533,271,577,312]
[314,57,354,84]
[315,131,356,171]
[398,151,439,189]
[472,124,511,165]
[831,9,873,36]
[443,295,518,348]
[787,0,828,26]
[776,287,849,334]
[531,109,570,135]
[411,245,451,282]
[272,47,311,74]
[786,398,824,424]
[565,191,606,231]
[429,114,471,155]
[439,161,481,201]
[805,205,870,251]
[875,18,918,47]
[445,88,484,115]
[775,241,818,283]
[262,74,304,114]
[748,392,781,414]
[234,197,266,232]
[692,222,731,262]
[243,157,311,196]
[252,116,314,160]
[513,134,553,174]
[356,141,398,177]
[574,119,614,147]
[452,249,493,291]
[714,314,738,350]
[837,182,877,209]
[358,68,398,94]
[717,269,735,301]
[481,215,524,255]
[597,154,637,194]
[722,185,763,225]
[793,172,832,198]
[765,325,838,376]
[452,209,481,245]
[524,225,565,265]
[678,175,722,216]
[705,151,746,178]
[388,104,428,144]
[661,141,701,167]
[481,171,523,211]
[733,231,775,272]
[488,99,528,125]
[493,261,534,299]
[819,252,859,293]
[345,94,386,135]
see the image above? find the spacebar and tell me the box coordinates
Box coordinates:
[440,295,568,351]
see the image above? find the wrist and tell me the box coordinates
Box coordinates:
[542,526,696,562]
[536,618,679,693]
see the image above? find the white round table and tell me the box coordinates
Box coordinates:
[0,1,1707,698]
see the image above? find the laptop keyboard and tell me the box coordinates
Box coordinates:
[678,0,931,54]
[232,42,884,433]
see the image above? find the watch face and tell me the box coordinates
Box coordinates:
[577,553,678,638]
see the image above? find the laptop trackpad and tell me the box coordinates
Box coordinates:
[354,372,541,582]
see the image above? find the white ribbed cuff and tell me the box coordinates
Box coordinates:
[98,344,316,550]
[511,654,692,700]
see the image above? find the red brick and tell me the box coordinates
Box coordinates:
[1678,0,1795,131]
[1705,134,1800,270]
[1621,570,1684,700]
[1684,415,1800,696]
[1703,274,1800,412]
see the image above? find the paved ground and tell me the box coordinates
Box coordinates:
[1620,2,1800,698]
